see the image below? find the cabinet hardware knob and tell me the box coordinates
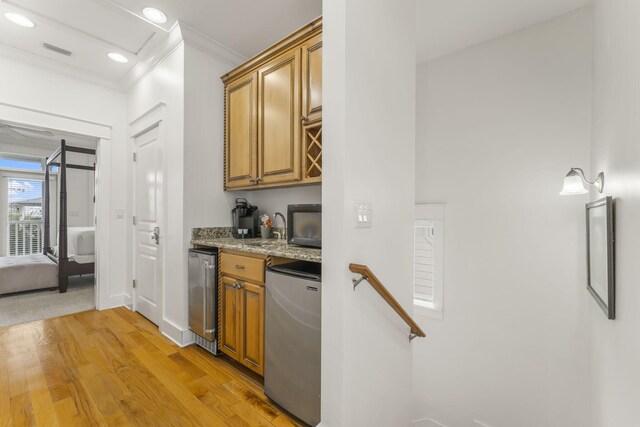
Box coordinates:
[255,177,263,184]
[235,264,245,270]
[301,115,309,123]
[249,177,255,183]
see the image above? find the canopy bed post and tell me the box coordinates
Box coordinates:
[43,140,96,294]
[44,158,50,254]
[59,140,68,293]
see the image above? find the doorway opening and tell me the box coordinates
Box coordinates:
[0,122,100,327]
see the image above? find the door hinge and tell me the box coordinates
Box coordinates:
[133,152,137,162]
[132,279,136,289]
[133,216,137,225]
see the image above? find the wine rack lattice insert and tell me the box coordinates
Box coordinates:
[305,125,322,179]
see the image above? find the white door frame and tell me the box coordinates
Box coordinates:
[0,102,111,309]
[128,102,166,320]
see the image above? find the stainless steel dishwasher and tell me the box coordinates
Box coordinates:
[265,260,321,427]
[188,247,219,355]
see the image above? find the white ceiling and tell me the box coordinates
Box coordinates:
[0,0,321,85]
[416,0,592,63]
[0,0,593,85]
[142,0,322,58]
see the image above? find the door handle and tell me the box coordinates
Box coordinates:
[203,261,209,335]
[202,260,217,335]
[151,226,160,245]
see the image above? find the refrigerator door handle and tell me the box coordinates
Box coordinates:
[203,260,216,334]
[203,260,209,336]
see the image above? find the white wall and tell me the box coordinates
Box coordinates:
[127,40,186,341]
[322,0,416,425]
[127,35,242,344]
[238,185,321,225]
[183,44,236,232]
[589,1,640,425]
[412,8,593,427]
[182,43,236,329]
[0,54,128,308]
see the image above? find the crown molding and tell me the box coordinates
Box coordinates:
[179,22,246,67]
[0,43,123,92]
[0,20,245,94]
[120,24,184,92]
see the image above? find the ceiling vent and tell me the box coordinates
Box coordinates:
[43,43,72,57]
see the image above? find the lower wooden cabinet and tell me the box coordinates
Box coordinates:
[239,282,264,374]
[219,276,241,359]
[219,252,265,376]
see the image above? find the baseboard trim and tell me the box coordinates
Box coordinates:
[160,318,194,347]
[97,293,128,311]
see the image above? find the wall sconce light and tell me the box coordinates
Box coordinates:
[560,168,604,195]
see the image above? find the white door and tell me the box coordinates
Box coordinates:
[134,125,163,325]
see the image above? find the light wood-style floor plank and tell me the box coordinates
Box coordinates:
[0,308,303,427]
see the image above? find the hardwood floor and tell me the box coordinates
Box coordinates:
[0,307,303,427]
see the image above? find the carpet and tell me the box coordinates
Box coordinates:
[0,275,95,327]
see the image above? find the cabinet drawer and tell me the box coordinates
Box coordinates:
[220,252,265,283]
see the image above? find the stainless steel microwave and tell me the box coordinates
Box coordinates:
[287,204,321,248]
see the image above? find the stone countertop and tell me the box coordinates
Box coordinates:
[191,237,321,263]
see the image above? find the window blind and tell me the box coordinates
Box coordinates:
[414,224,435,303]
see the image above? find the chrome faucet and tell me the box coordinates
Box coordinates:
[274,212,286,241]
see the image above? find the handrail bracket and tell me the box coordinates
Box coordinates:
[352,274,368,290]
[348,263,426,342]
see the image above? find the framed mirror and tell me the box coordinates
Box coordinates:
[586,196,615,319]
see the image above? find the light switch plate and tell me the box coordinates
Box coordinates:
[354,203,373,228]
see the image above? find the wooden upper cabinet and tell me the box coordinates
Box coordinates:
[221,17,322,191]
[225,72,257,189]
[257,48,301,185]
[302,33,322,124]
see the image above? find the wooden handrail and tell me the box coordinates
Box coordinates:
[349,263,426,341]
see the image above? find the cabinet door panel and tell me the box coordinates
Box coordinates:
[226,73,257,189]
[302,34,322,123]
[240,282,265,375]
[220,276,241,359]
[257,48,301,185]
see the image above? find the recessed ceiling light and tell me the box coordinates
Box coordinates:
[5,12,35,28]
[108,52,128,63]
[142,7,167,24]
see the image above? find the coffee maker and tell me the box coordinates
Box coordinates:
[232,198,259,238]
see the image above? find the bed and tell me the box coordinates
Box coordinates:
[44,140,96,293]
[0,255,58,296]
[52,227,95,265]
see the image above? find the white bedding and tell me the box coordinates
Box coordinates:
[67,227,95,255]
[70,254,95,264]
[53,227,95,264]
